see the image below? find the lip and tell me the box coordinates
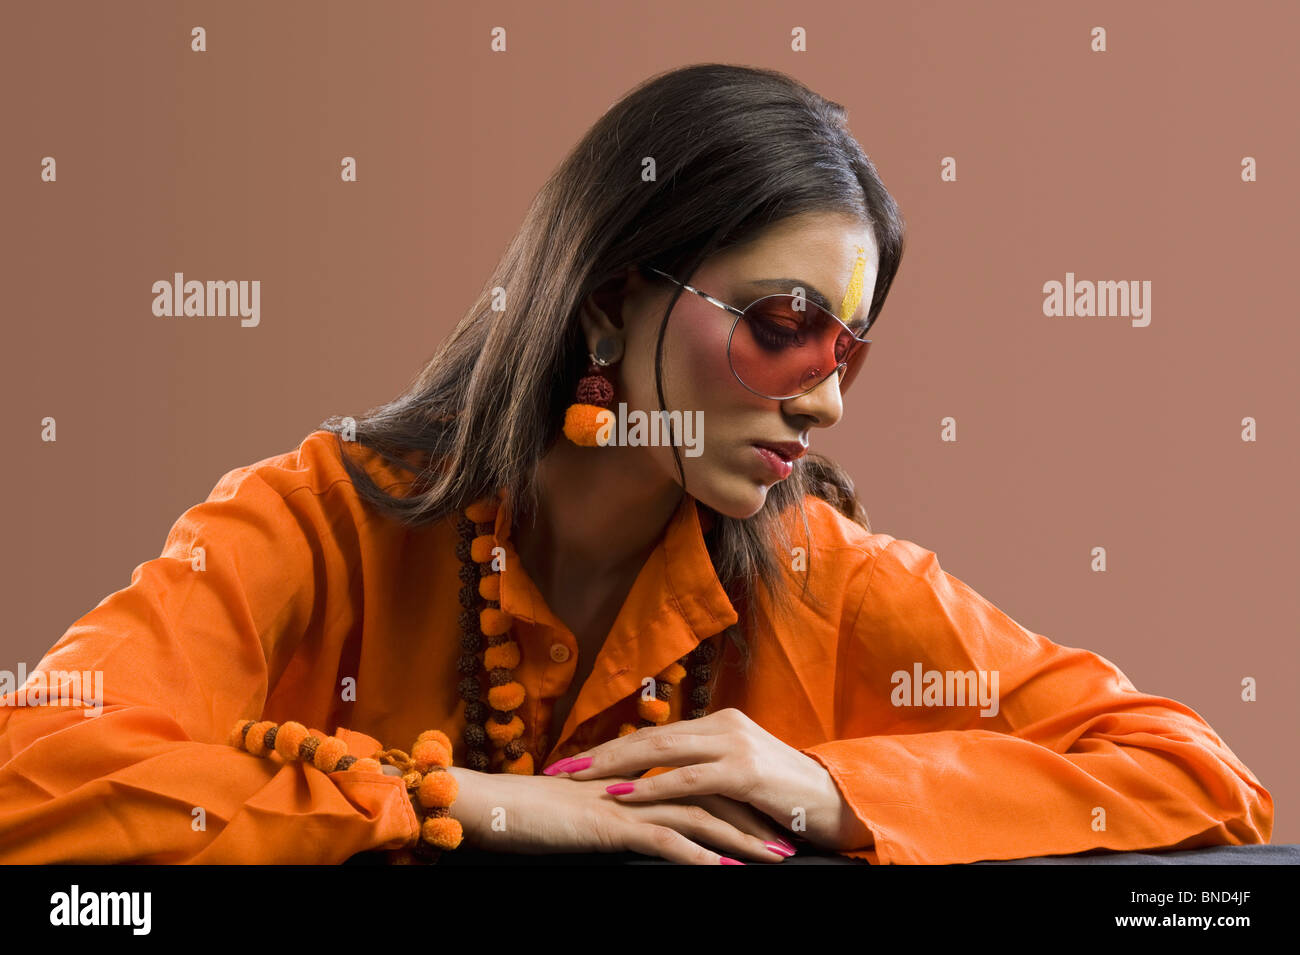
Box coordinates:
[752,440,808,462]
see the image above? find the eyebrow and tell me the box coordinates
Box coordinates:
[739,278,870,334]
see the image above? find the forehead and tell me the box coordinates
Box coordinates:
[723,214,879,324]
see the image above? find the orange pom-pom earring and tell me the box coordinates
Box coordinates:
[563,340,619,447]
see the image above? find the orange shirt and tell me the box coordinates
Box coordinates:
[0,430,1273,863]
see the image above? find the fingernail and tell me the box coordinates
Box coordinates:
[719,856,745,865]
[764,841,795,857]
[775,837,796,853]
[542,755,591,775]
[605,782,635,795]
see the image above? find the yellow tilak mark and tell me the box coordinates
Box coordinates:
[837,245,868,322]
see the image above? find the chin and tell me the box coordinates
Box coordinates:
[690,474,771,521]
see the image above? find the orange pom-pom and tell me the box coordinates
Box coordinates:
[470,534,497,564]
[479,607,512,637]
[484,714,524,745]
[313,736,349,772]
[618,722,639,737]
[563,404,614,447]
[502,752,534,775]
[416,728,452,750]
[657,662,687,684]
[274,721,309,761]
[228,719,255,748]
[483,640,520,670]
[350,757,383,774]
[412,738,451,771]
[465,499,498,524]
[638,698,670,723]
[421,815,464,850]
[417,770,459,808]
[487,681,525,712]
[245,721,276,756]
[477,573,501,601]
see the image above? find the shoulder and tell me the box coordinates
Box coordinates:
[788,493,896,577]
[206,429,421,505]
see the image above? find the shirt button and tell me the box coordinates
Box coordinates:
[549,643,571,663]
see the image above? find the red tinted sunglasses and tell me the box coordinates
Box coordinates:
[643,266,872,400]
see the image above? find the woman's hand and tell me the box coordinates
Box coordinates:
[543,708,875,852]
[417,764,796,864]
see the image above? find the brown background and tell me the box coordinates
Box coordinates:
[2,0,1295,842]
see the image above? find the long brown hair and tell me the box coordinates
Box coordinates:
[320,63,906,671]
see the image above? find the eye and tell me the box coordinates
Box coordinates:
[746,297,812,350]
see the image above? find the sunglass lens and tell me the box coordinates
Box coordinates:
[731,296,860,398]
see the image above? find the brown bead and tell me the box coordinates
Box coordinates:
[466,749,490,772]
[454,538,471,562]
[335,755,357,771]
[458,583,480,608]
[456,653,480,675]
[464,700,487,723]
[299,735,321,762]
[262,725,279,751]
[458,562,481,584]
[460,630,483,652]
[504,739,526,760]
[487,667,512,687]
[690,684,711,706]
[455,515,475,537]
[693,641,717,663]
[490,709,513,725]
[688,707,707,720]
[463,723,486,747]
[576,375,614,405]
[457,676,482,701]
[656,682,672,701]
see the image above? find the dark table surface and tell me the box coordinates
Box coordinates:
[347,843,1299,865]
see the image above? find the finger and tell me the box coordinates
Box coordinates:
[603,760,741,803]
[680,794,797,854]
[619,820,751,866]
[555,729,724,780]
[546,711,738,774]
[660,802,792,863]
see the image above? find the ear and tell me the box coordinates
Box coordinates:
[576,270,633,361]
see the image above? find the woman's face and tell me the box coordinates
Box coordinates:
[587,212,879,519]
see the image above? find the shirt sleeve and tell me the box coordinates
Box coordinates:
[0,462,420,863]
[800,538,1275,865]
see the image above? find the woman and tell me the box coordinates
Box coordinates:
[0,64,1272,865]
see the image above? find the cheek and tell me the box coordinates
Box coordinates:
[668,312,734,407]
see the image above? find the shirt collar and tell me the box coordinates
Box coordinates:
[491,487,739,730]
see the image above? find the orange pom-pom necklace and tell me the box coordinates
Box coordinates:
[229,487,721,863]
[454,491,721,776]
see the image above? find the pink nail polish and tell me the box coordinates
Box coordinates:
[605,782,635,795]
[719,857,745,865]
[542,755,592,776]
[764,841,795,857]
[775,837,796,853]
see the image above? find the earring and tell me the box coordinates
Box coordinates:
[563,340,618,447]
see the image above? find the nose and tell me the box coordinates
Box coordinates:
[780,367,844,428]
